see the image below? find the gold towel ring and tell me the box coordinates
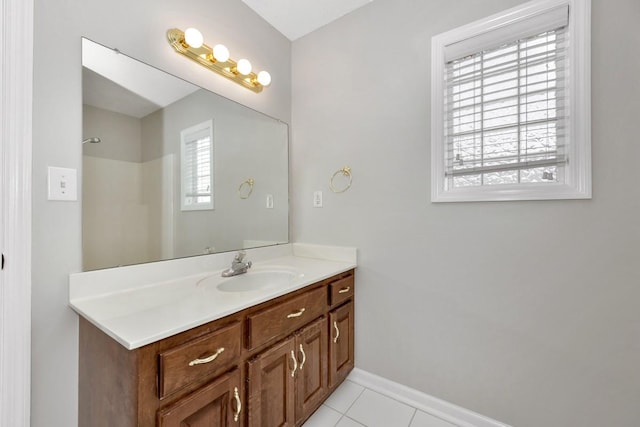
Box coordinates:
[238,178,254,199]
[329,166,352,193]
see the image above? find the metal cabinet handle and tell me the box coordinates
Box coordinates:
[233,386,242,422]
[188,347,225,366]
[333,321,340,343]
[299,344,306,371]
[290,350,298,377]
[287,308,306,319]
[338,286,351,294]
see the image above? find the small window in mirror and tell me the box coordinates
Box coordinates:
[181,119,214,211]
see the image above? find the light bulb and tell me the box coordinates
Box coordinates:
[212,44,230,62]
[257,71,272,86]
[236,59,252,75]
[184,28,204,48]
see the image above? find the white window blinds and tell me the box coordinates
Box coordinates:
[181,120,214,210]
[444,18,568,188]
[443,6,569,62]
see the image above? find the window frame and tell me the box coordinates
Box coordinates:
[431,0,591,202]
[180,119,214,211]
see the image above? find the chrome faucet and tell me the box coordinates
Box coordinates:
[221,251,252,277]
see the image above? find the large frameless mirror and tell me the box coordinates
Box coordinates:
[82,38,288,271]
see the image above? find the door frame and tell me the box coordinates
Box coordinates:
[0,0,33,425]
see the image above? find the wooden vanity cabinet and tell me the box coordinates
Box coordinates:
[247,316,329,426]
[329,301,355,388]
[78,315,245,427]
[157,368,242,427]
[247,337,296,426]
[327,272,355,388]
[78,269,355,427]
[294,316,329,423]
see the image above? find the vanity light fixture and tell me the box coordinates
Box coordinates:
[167,28,271,93]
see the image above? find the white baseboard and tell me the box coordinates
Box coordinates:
[347,368,512,427]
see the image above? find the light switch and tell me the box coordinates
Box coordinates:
[313,190,323,208]
[48,166,78,201]
[266,194,274,209]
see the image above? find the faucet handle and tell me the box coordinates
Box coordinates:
[235,251,247,262]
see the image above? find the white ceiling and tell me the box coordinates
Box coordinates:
[82,69,160,119]
[82,38,199,118]
[241,0,374,41]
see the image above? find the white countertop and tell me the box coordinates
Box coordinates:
[69,244,356,350]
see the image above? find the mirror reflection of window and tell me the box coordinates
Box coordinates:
[181,119,214,211]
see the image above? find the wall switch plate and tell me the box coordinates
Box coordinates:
[48,166,78,201]
[313,190,323,208]
[266,194,274,209]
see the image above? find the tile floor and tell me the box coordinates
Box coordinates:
[303,379,459,427]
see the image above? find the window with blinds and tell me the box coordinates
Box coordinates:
[431,0,591,202]
[181,120,214,211]
[446,27,566,188]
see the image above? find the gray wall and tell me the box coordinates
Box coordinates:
[82,104,142,162]
[291,0,640,426]
[32,0,290,425]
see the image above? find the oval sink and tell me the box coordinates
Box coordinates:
[197,267,303,293]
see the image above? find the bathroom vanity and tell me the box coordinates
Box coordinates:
[76,38,355,426]
[71,245,356,427]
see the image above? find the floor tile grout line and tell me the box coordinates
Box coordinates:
[341,414,367,426]
[342,384,418,427]
[318,381,459,427]
[329,383,367,427]
[348,380,466,427]
[348,379,427,412]
[407,407,418,427]
[342,382,367,416]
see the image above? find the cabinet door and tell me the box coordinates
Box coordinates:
[329,302,354,388]
[295,317,328,423]
[247,337,296,427]
[157,368,242,427]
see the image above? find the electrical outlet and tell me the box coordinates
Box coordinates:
[313,190,323,208]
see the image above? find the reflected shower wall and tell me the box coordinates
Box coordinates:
[82,105,173,270]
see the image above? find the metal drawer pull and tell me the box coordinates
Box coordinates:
[188,347,225,366]
[287,308,306,319]
[233,386,242,422]
[299,344,306,371]
[290,350,298,377]
[338,286,351,294]
[333,321,340,343]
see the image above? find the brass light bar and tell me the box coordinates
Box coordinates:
[167,28,268,93]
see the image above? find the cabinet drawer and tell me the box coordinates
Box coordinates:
[247,286,326,350]
[158,321,241,399]
[328,274,354,307]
